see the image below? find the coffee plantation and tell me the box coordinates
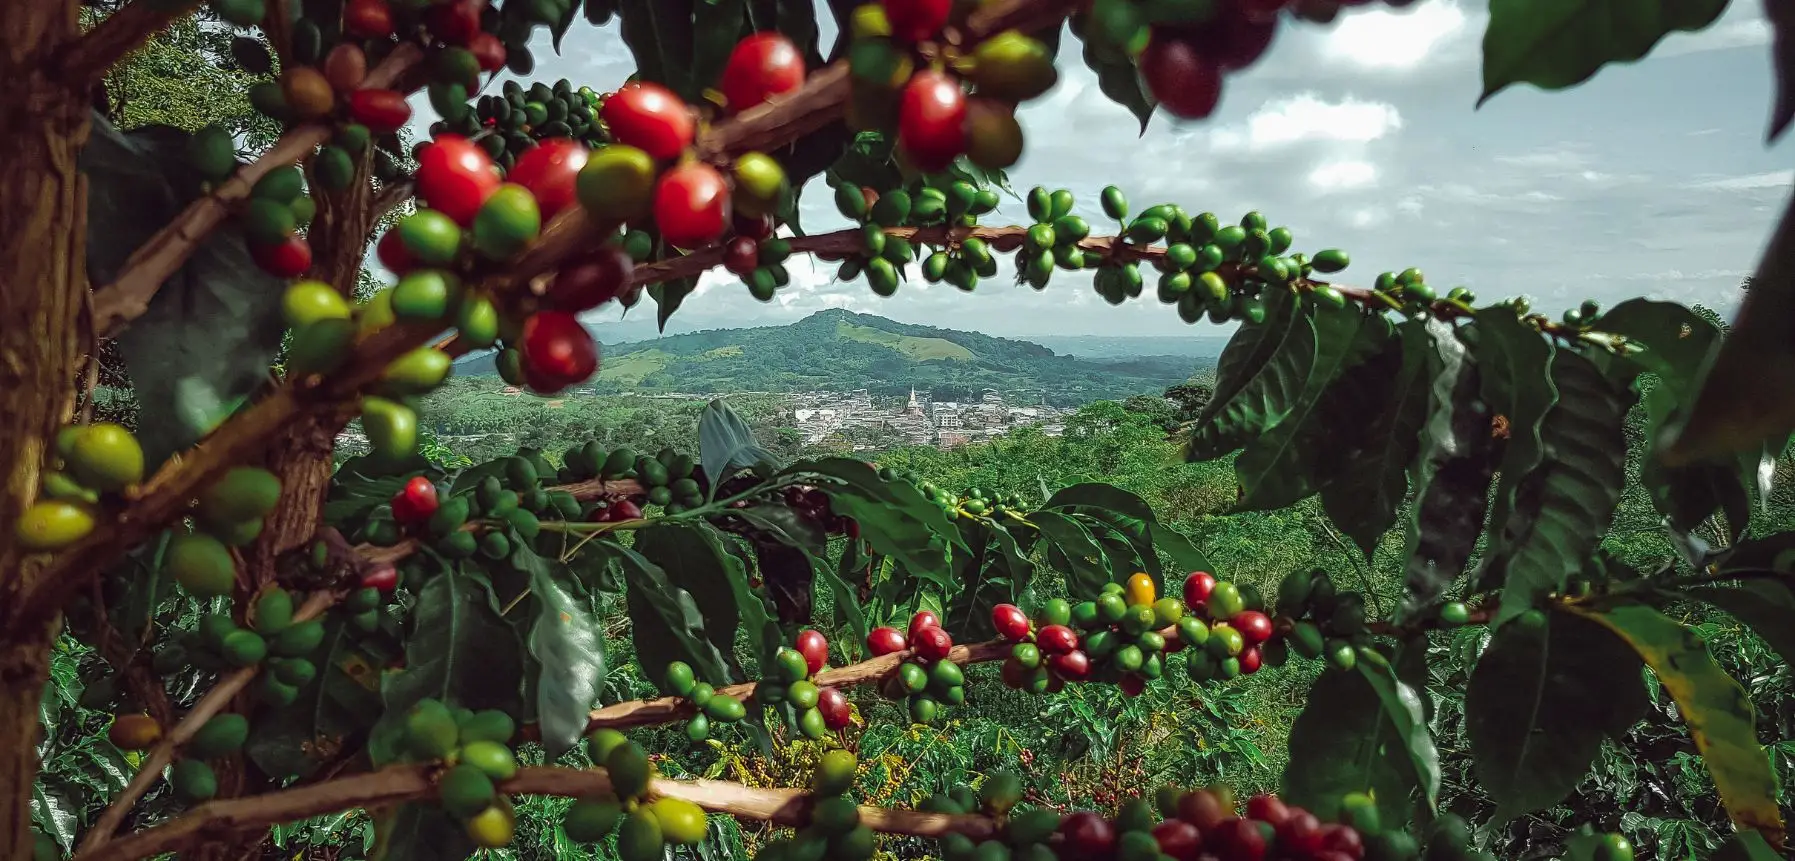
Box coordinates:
[2,0,1793,859]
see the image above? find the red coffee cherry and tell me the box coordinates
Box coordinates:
[601,82,696,161]
[897,69,968,173]
[507,138,590,220]
[375,228,416,275]
[1183,570,1218,608]
[908,611,940,641]
[1139,32,1223,120]
[252,236,312,277]
[720,32,806,113]
[1152,819,1204,861]
[1048,649,1090,680]
[519,310,599,393]
[1232,610,1273,645]
[1244,793,1289,826]
[722,236,759,276]
[795,629,829,675]
[416,135,500,226]
[1059,812,1117,859]
[991,603,1031,641]
[881,0,952,43]
[360,562,399,592]
[652,162,731,249]
[1177,788,1229,831]
[545,245,634,312]
[866,626,907,656]
[912,625,953,662]
[1035,624,1078,655]
[817,686,850,729]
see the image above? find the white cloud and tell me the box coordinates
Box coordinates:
[1690,170,1794,191]
[1308,159,1379,191]
[1209,94,1403,152]
[1320,1,1471,70]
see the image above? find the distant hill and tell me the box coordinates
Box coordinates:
[456,309,1206,406]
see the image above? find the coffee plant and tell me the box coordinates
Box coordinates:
[4,0,1795,859]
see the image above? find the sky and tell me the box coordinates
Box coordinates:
[392,0,1791,341]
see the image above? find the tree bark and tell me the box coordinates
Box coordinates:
[0,0,90,855]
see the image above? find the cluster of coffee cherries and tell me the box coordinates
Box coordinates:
[388,698,522,847]
[752,749,880,861]
[658,659,749,744]
[562,729,712,860]
[823,174,1003,296]
[780,485,861,538]
[757,629,854,738]
[349,450,581,563]
[1035,782,1463,861]
[843,3,1059,172]
[1274,568,1382,673]
[866,611,962,723]
[993,571,1282,697]
[926,771,1061,861]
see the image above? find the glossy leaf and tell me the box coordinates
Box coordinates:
[525,554,607,759]
[1282,664,1420,828]
[1190,288,1314,460]
[1688,567,1795,667]
[1569,602,1786,845]
[1030,510,1113,597]
[1713,830,1787,861]
[1473,306,1558,553]
[1355,650,1441,815]
[85,117,285,470]
[1189,285,1298,460]
[1081,41,1153,133]
[788,457,967,572]
[381,563,526,725]
[1484,350,1633,627]
[614,543,734,687]
[617,0,698,100]
[733,503,869,642]
[942,519,996,641]
[634,523,746,679]
[699,398,780,487]
[373,803,475,861]
[1316,318,1432,556]
[1664,191,1795,465]
[692,0,749,102]
[1479,0,1728,106]
[1233,299,1384,512]
[1043,482,1210,577]
[1401,318,1495,618]
[1768,0,1795,142]
[651,274,701,330]
[1465,610,1648,821]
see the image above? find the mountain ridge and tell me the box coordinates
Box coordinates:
[456,309,1210,406]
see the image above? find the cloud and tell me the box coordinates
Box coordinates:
[1689,170,1794,191]
[1208,94,1403,152]
[1319,0,1472,69]
[1308,159,1379,191]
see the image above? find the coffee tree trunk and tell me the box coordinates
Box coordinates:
[0,1,87,856]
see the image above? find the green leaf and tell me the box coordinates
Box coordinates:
[1479,0,1728,106]
[614,543,734,687]
[379,564,525,742]
[650,273,700,329]
[1465,610,1648,821]
[1401,318,1496,617]
[1082,41,1153,133]
[1713,830,1787,861]
[634,523,747,679]
[692,0,748,104]
[787,457,968,566]
[1031,510,1115,598]
[1663,184,1795,465]
[1601,298,1722,396]
[699,398,780,487]
[1688,572,1795,667]
[1315,319,1432,556]
[1233,299,1384,512]
[524,553,607,759]
[1484,350,1634,628]
[944,522,1034,642]
[617,0,697,100]
[1188,287,1313,460]
[1282,666,1420,828]
[31,780,78,850]
[373,804,476,861]
[1043,482,1210,576]
[1190,285,1298,460]
[1640,384,1751,561]
[1569,602,1786,845]
[1767,0,1795,143]
[1355,650,1441,816]
[246,615,382,780]
[84,117,286,471]
[1472,307,1559,554]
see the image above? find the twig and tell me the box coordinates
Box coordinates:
[79,765,999,861]
[56,0,206,86]
[88,43,425,339]
[77,590,343,854]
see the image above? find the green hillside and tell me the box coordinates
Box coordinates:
[457,309,1204,406]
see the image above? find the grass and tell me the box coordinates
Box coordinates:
[836,321,976,361]
[598,349,672,384]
